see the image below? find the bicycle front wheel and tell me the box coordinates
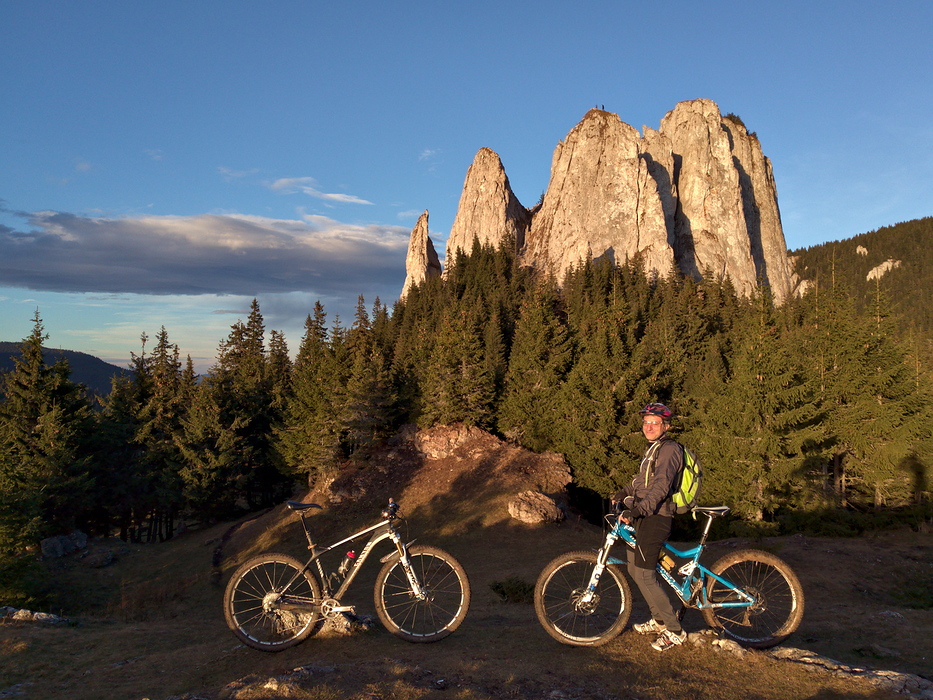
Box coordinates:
[534,550,632,646]
[374,545,470,643]
[224,553,321,651]
[702,549,804,648]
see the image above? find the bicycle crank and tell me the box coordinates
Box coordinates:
[320,598,356,618]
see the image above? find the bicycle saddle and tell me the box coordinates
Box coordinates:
[286,501,323,511]
[692,506,731,517]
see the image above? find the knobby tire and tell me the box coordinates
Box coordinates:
[534,550,632,647]
[374,545,470,643]
[701,549,804,648]
[224,553,322,651]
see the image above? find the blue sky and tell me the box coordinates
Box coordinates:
[2,1,931,374]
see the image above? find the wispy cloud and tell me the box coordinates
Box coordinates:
[218,166,259,181]
[269,177,373,205]
[0,210,409,299]
[418,149,441,174]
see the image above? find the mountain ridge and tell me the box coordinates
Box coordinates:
[0,341,130,396]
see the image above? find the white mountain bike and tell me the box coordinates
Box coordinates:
[224,498,471,650]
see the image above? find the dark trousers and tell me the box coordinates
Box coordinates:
[626,514,681,632]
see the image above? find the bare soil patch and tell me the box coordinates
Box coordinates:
[2,425,930,699]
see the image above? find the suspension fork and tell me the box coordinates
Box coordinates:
[389,529,426,599]
[580,531,619,603]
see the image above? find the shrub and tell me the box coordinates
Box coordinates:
[0,553,55,610]
[490,576,535,604]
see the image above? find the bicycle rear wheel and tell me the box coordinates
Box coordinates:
[374,545,470,642]
[224,553,321,651]
[702,549,804,648]
[534,550,632,646]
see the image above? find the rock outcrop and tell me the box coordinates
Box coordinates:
[721,113,796,304]
[867,258,902,281]
[524,109,675,279]
[661,101,757,295]
[445,147,531,265]
[400,99,799,304]
[507,490,564,524]
[399,211,442,300]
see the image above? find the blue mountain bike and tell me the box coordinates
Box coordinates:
[534,505,804,648]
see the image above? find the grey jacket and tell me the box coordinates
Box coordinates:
[618,436,683,518]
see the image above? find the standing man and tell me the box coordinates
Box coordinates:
[613,402,686,651]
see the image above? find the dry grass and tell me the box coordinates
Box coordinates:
[1,433,928,699]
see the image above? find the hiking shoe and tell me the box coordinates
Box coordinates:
[651,628,687,651]
[633,619,666,635]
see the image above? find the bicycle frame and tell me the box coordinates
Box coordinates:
[588,507,755,613]
[283,501,424,615]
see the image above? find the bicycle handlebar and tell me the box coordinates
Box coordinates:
[381,498,400,520]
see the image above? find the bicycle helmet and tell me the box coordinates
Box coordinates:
[639,403,672,420]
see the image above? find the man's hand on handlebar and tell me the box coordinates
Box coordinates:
[611,496,636,524]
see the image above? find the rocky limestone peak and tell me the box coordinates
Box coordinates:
[400,210,442,300]
[445,147,530,269]
[721,113,795,305]
[659,99,758,296]
[523,108,675,280]
[399,100,799,305]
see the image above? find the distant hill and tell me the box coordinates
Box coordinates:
[791,216,933,338]
[0,342,131,396]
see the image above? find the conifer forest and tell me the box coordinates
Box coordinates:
[2,222,932,565]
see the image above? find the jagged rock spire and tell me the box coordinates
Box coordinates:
[400,210,442,300]
[524,108,675,280]
[445,147,530,268]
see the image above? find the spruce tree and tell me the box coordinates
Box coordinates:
[341,297,395,453]
[421,303,494,429]
[0,312,94,550]
[278,304,342,486]
[95,370,146,540]
[686,289,819,522]
[555,309,634,495]
[814,280,931,509]
[132,327,186,540]
[499,284,573,452]
[267,329,292,414]
[178,300,282,516]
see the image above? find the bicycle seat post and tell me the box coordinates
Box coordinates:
[296,512,316,550]
[697,510,716,548]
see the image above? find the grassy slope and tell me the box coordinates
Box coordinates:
[1,431,927,699]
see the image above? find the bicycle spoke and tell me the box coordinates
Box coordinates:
[704,550,804,648]
[224,555,321,651]
[534,552,631,646]
[375,547,470,642]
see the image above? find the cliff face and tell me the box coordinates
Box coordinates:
[722,114,795,303]
[659,100,795,303]
[524,109,675,279]
[399,210,441,300]
[401,99,798,304]
[445,147,531,264]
